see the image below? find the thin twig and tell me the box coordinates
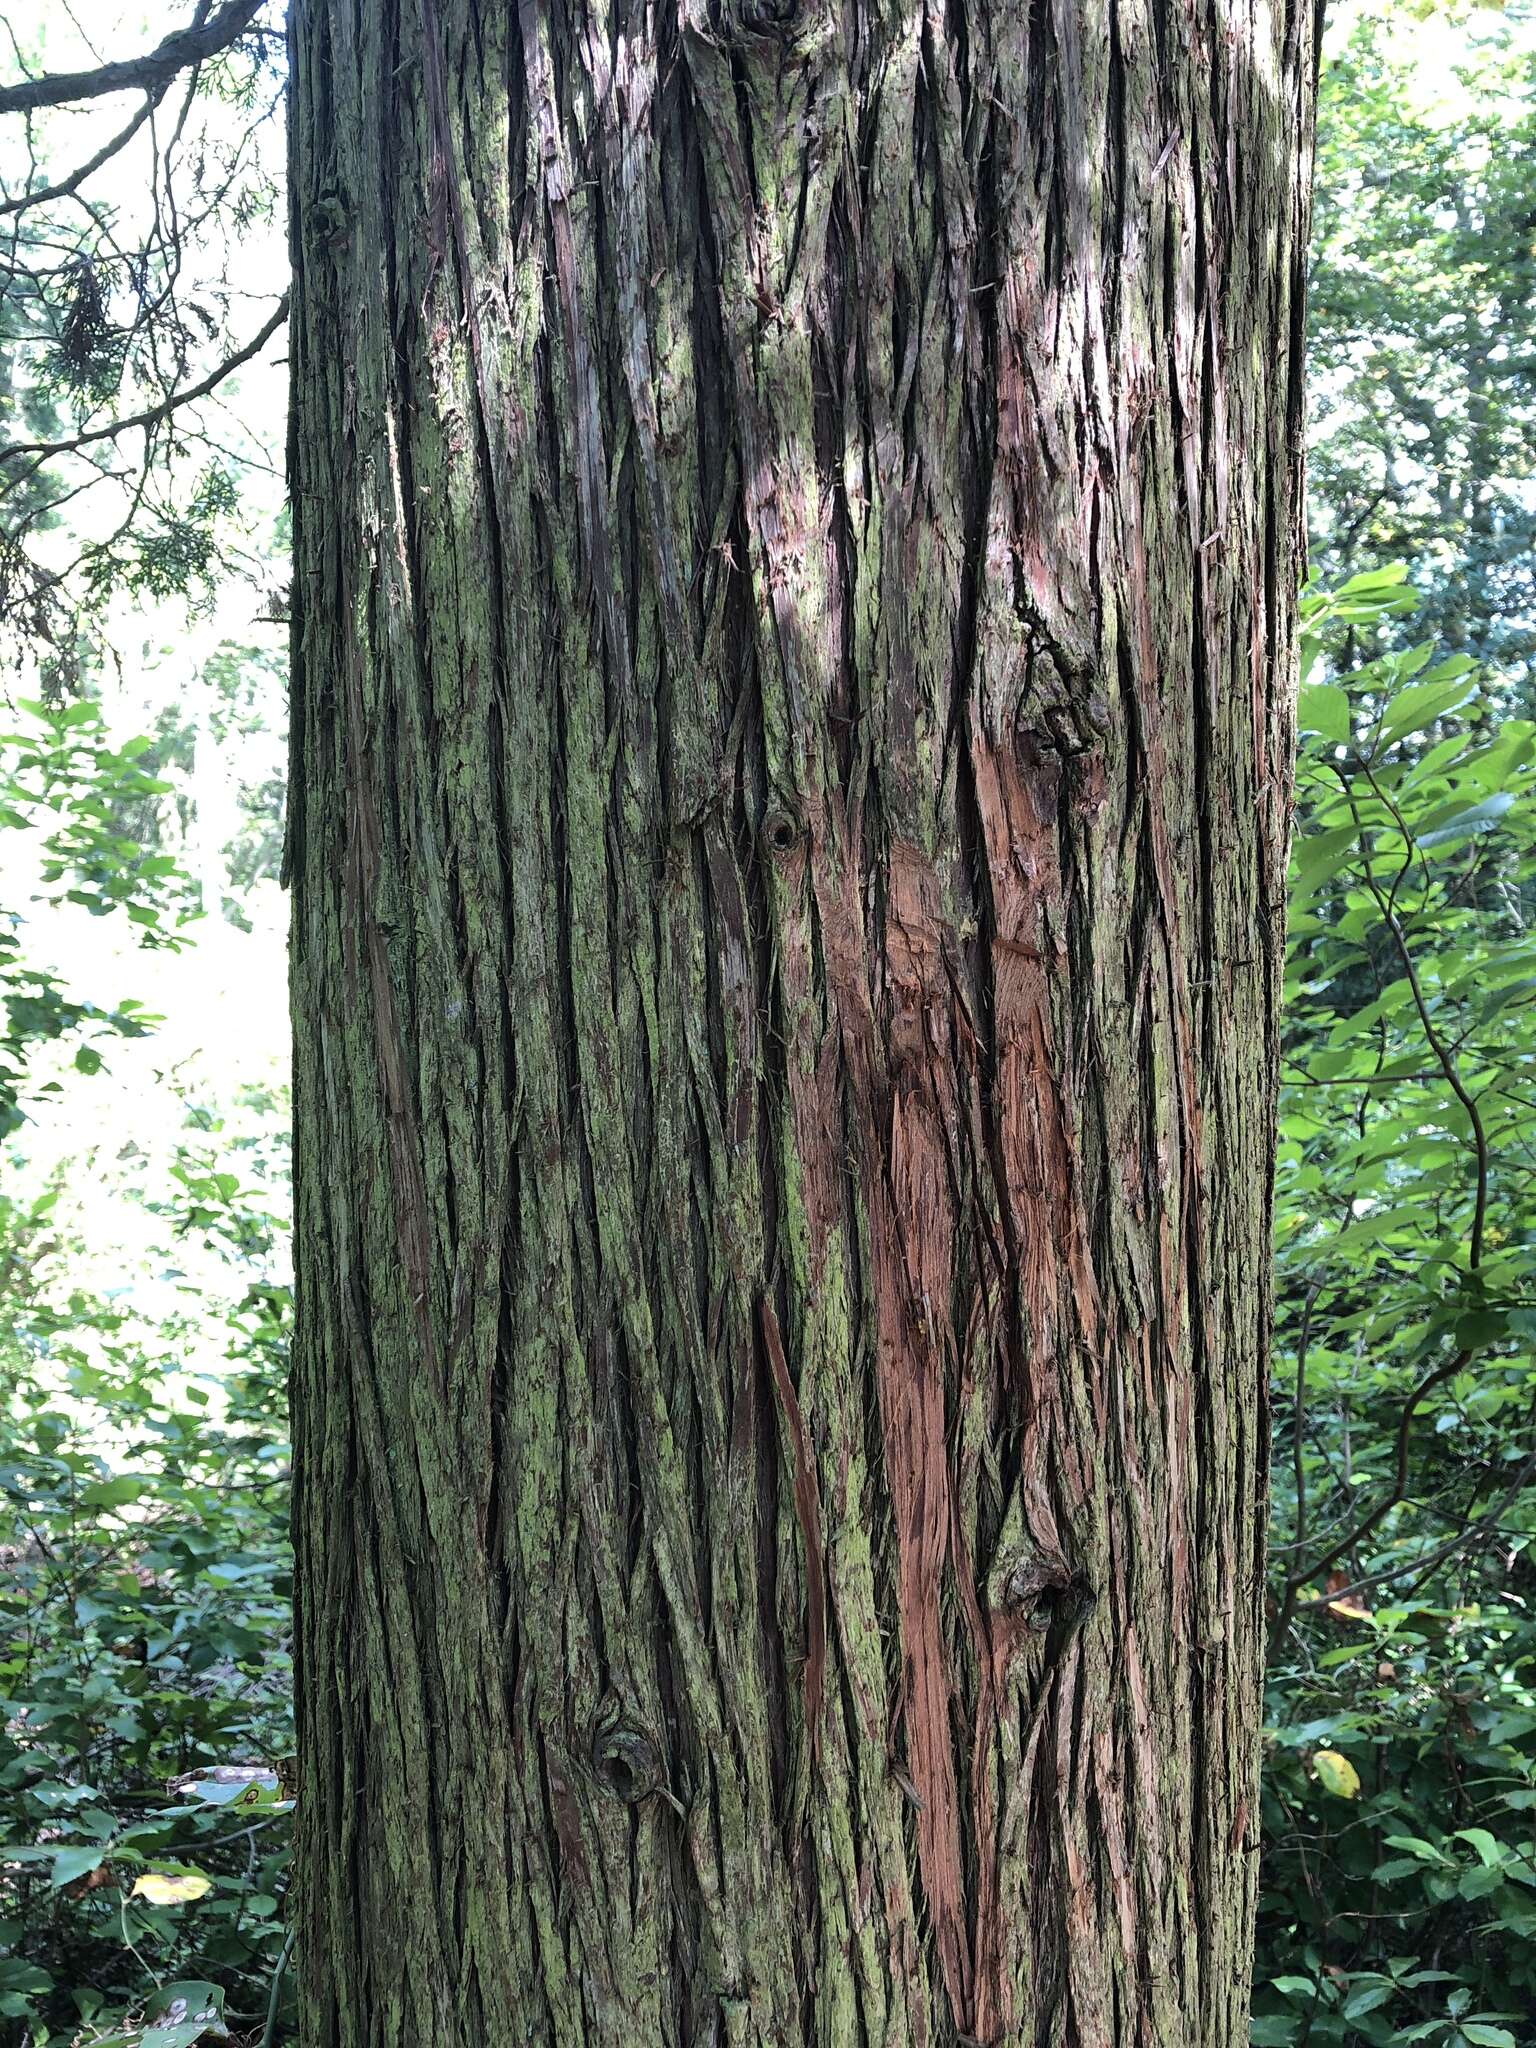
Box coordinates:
[0,292,288,468]
[1292,1451,1536,1613]
[0,92,164,218]
[261,1923,296,2048]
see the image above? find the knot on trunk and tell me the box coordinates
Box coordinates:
[762,807,804,859]
[592,1720,665,1805]
[1004,1557,1096,1634]
[988,1525,1096,1640]
[728,0,801,39]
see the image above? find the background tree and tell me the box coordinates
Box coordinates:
[286,3,1317,2043]
[0,18,296,2040]
[1308,0,1536,690]
[0,1,287,676]
[1245,19,1536,2039]
[1252,549,1536,2048]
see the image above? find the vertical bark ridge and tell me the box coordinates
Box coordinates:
[287,1,1317,2042]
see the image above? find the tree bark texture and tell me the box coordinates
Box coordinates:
[285,2,1317,2042]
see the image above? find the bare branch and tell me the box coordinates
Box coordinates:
[0,0,264,117]
[1280,1345,1473,1608]
[1274,1277,1327,1642]
[0,291,288,468]
[0,92,163,220]
[1292,1452,1536,1615]
[1348,755,1492,1268]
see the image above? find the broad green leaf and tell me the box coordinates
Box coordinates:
[182,1769,283,1809]
[1455,1827,1505,1867]
[48,1843,105,1888]
[1373,1858,1432,1883]
[1270,1976,1321,2001]
[1337,563,1411,595]
[145,1981,227,2041]
[1299,684,1351,743]
[1377,675,1479,747]
[1415,792,1516,849]
[1384,1835,1452,1865]
[1290,825,1360,900]
[1342,1982,1396,2018]
[79,1474,143,1510]
[86,2031,213,2048]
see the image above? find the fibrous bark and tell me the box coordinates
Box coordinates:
[285,2,1316,2042]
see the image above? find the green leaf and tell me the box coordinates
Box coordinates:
[49,1843,106,1887]
[79,2030,219,2048]
[1342,1982,1396,2018]
[1383,1835,1453,1865]
[1300,684,1352,744]
[1290,825,1360,900]
[1337,563,1412,595]
[1455,1827,1505,1867]
[1372,1858,1432,1883]
[1271,1976,1321,2001]
[79,1473,143,1510]
[0,1962,52,1995]
[1415,792,1517,849]
[1378,674,1479,747]
[145,1981,226,2035]
[183,1769,283,1809]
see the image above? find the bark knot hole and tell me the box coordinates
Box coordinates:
[764,809,802,857]
[593,1722,664,1805]
[731,0,800,38]
[1004,1557,1096,1634]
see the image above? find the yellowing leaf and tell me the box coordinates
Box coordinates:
[1313,1749,1361,1800]
[1324,1571,1373,1624]
[132,1870,212,1906]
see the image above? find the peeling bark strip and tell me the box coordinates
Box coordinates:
[286,1,1317,2042]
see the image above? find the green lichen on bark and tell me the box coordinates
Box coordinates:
[286,1,1318,2042]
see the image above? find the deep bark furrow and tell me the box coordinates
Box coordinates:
[288,2,1316,2042]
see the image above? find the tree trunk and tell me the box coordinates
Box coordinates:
[285,2,1317,2042]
